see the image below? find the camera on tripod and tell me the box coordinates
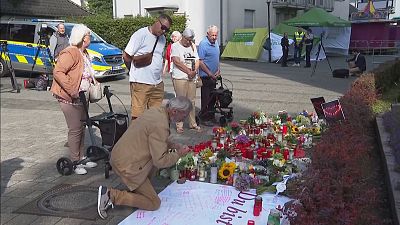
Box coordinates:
[37,23,50,46]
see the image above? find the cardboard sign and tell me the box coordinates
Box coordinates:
[310,97,326,118]
[321,99,345,123]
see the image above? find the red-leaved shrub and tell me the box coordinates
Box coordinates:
[288,73,392,225]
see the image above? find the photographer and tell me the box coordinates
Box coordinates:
[347,49,366,77]
[170,28,201,133]
[49,23,69,61]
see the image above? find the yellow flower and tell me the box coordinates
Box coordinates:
[291,126,299,133]
[218,162,235,180]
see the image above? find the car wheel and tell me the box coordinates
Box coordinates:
[0,59,10,77]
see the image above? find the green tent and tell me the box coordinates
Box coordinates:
[283,8,351,27]
[272,23,304,36]
[221,28,268,60]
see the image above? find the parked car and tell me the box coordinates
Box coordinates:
[0,19,127,78]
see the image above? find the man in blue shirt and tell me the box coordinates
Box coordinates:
[198,25,220,126]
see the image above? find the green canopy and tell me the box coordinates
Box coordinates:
[272,23,304,36]
[283,8,351,27]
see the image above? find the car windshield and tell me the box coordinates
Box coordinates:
[64,24,104,43]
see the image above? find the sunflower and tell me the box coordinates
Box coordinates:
[218,162,236,180]
[291,126,299,133]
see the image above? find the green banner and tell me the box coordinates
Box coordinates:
[231,32,256,42]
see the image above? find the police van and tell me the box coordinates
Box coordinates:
[0,19,127,78]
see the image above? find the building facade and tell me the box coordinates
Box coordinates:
[113,0,344,45]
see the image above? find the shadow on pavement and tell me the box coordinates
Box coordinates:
[1,157,24,195]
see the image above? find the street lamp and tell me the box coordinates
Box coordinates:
[266,0,272,63]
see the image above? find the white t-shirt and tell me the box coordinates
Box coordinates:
[170,42,199,80]
[125,27,166,85]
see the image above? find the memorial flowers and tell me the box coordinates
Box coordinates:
[218,162,236,180]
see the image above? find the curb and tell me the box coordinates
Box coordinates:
[376,115,400,225]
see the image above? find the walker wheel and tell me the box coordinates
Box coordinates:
[56,157,74,176]
[86,145,107,159]
[105,163,111,179]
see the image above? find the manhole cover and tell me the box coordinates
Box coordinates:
[14,184,98,220]
[39,190,97,213]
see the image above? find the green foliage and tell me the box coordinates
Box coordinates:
[86,0,113,17]
[371,59,400,114]
[64,15,187,50]
[374,59,400,94]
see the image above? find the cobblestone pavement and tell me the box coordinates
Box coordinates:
[0,56,392,224]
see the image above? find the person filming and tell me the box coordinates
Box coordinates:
[347,49,366,77]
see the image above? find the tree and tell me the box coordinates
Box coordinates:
[86,0,113,17]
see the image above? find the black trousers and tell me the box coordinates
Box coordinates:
[281,48,288,66]
[200,77,216,121]
[305,45,312,67]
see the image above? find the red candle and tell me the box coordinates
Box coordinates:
[282,124,288,136]
[253,205,261,216]
[283,149,289,160]
[247,220,255,225]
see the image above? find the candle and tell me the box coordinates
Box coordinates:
[210,164,218,184]
[282,124,288,136]
[283,148,289,160]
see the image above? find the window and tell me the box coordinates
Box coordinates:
[0,24,9,40]
[9,24,35,43]
[244,9,255,28]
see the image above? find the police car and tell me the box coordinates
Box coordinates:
[0,19,127,78]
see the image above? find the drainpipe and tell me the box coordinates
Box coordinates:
[220,0,223,49]
[139,0,142,16]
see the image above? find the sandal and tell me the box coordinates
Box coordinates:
[190,125,202,132]
[176,127,184,134]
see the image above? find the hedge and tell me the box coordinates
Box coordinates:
[65,15,187,50]
[286,65,400,224]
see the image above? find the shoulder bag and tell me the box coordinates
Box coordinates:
[132,36,160,68]
[89,79,102,103]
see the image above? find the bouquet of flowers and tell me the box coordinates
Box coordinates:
[234,173,253,191]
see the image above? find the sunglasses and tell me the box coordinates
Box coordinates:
[158,20,170,33]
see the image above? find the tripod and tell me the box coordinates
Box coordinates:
[0,41,20,93]
[311,35,333,77]
[30,37,54,89]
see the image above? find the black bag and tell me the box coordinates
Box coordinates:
[132,36,159,68]
[332,69,349,78]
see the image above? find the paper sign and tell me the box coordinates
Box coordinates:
[119,181,292,225]
[310,97,326,118]
[321,99,345,123]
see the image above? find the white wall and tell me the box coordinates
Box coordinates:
[332,0,350,20]
[225,0,269,44]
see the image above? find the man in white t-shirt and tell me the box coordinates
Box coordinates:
[123,14,172,120]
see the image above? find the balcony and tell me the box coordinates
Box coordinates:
[272,0,334,12]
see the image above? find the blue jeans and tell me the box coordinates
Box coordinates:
[294,46,302,64]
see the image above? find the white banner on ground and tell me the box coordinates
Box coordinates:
[119,181,292,225]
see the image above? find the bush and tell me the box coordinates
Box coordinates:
[64,14,187,50]
[373,59,400,95]
[288,73,392,225]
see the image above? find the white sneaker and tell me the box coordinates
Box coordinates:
[80,157,98,168]
[74,166,87,175]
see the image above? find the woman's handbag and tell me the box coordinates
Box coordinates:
[132,36,159,68]
[89,80,102,103]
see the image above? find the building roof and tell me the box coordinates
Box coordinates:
[0,0,90,18]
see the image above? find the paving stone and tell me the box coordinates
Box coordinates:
[0,213,17,225]
[3,214,38,225]
[30,216,62,225]
[2,197,31,208]
[54,218,87,225]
